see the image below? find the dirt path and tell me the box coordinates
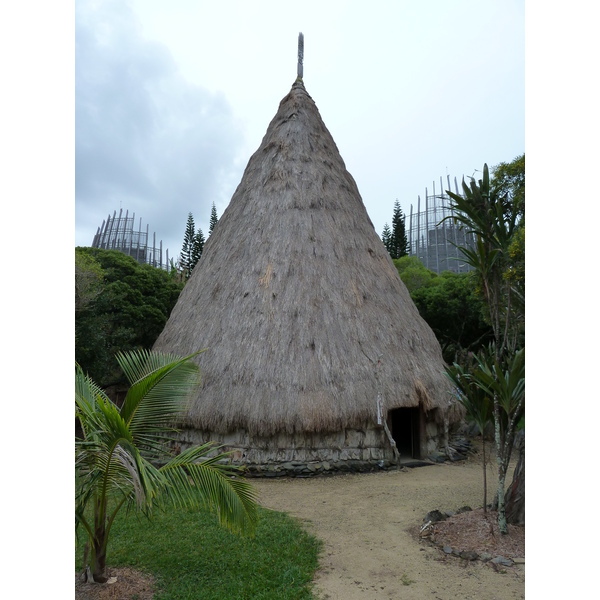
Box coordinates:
[252,444,524,600]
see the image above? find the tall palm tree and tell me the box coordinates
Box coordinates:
[443,163,525,534]
[76,349,258,583]
[444,164,521,358]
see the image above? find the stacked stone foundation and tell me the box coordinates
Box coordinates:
[173,422,446,477]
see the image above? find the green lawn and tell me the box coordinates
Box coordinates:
[76,505,322,599]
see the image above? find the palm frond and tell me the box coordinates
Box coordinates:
[76,364,113,439]
[117,349,204,447]
[116,348,192,385]
[159,443,259,536]
[471,347,525,416]
[445,363,492,431]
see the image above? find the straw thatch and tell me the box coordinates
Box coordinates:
[154,80,455,443]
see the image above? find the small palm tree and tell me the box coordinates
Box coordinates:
[447,345,524,533]
[446,362,493,511]
[468,346,524,533]
[75,349,258,583]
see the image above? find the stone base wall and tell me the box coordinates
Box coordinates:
[424,419,445,457]
[173,421,447,477]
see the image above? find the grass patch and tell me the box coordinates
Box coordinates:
[76,505,322,599]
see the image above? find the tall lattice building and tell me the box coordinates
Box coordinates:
[91,209,172,271]
[407,175,475,275]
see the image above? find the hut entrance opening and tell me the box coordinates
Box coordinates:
[390,407,421,459]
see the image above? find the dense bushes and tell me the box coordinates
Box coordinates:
[394,256,492,363]
[75,247,184,388]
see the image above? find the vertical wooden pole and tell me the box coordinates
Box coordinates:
[120,210,129,253]
[112,208,123,250]
[92,219,104,249]
[409,204,414,256]
[418,199,421,261]
[424,188,429,271]
[432,180,439,274]
[106,211,116,249]
[440,176,450,272]
[135,218,142,262]
[297,32,304,79]
[128,213,135,257]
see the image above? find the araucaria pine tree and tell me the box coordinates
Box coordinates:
[390,200,408,259]
[180,214,205,280]
[192,228,205,268]
[180,213,196,280]
[209,202,219,236]
[381,223,392,255]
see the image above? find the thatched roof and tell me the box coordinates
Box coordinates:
[154,80,455,436]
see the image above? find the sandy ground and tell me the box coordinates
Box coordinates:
[76,441,524,600]
[252,442,524,600]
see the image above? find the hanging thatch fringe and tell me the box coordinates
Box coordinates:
[414,379,434,412]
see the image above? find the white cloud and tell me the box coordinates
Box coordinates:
[75,0,243,256]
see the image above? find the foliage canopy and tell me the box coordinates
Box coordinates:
[75,247,184,388]
[394,256,491,363]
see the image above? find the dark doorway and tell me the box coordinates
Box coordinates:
[390,407,421,459]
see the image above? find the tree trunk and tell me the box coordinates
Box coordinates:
[482,437,487,513]
[504,433,525,525]
[493,397,508,534]
[92,539,108,583]
[496,462,508,534]
[90,502,109,583]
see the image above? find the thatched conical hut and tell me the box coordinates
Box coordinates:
[154,66,459,474]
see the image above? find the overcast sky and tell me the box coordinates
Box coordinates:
[75,0,524,261]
